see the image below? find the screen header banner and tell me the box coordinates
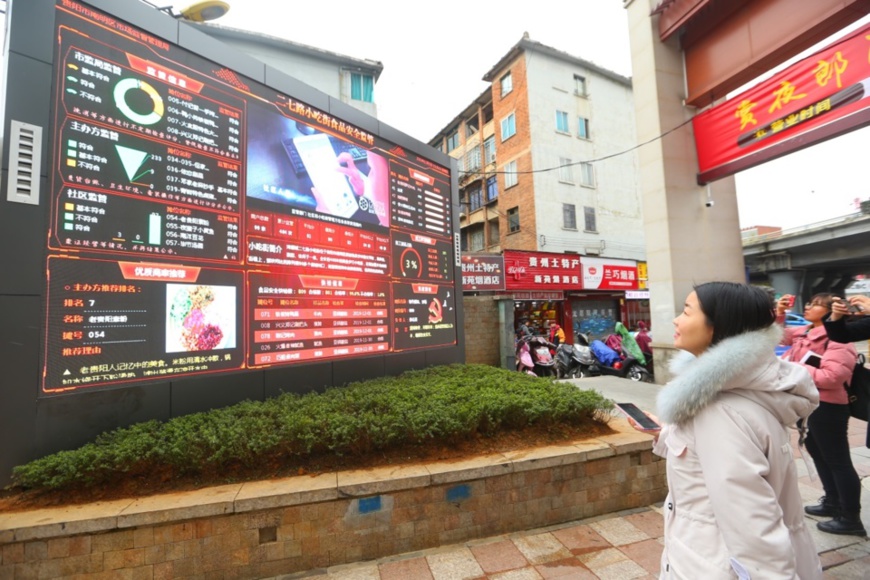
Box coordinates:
[692,22,870,183]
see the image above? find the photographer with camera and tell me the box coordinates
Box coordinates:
[824,295,870,343]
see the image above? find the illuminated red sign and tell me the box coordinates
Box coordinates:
[692,22,870,183]
[503,251,582,291]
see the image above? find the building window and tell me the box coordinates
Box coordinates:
[563,204,577,229]
[500,113,516,141]
[556,110,570,133]
[558,157,573,183]
[484,136,496,164]
[490,220,500,245]
[446,130,460,152]
[468,186,483,211]
[350,73,374,103]
[486,176,498,202]
[584,206,597,232]
[578,117,590,139]
[466,116,479,137]
[504,160,518,188]
[580,162,595,187]
[465,147,481,172]
[501,72,513,97]
[574,74,587,96]
[469,228,485,252]
[508,206,520,233]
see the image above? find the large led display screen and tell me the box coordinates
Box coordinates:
[43,0,457,393]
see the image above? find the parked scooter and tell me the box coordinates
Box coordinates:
[516,335,557,377]
[515,336,537,376]
[554,342,594,379]
[568,333,652,382]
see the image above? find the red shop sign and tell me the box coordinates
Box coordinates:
[692,22,870,183]
[581,257,638,290]
[503,250,582,291]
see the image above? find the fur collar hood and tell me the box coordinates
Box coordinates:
[657,324,818,426]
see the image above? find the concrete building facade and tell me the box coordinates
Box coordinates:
[430,36,644,262]
[192,22,383,118]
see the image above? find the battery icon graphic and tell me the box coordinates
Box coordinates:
[148,212,161,245]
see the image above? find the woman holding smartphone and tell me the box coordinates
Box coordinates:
[637,282,822,578]
[777,293,864,537]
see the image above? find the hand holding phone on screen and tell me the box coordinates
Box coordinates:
[615,403,661,431]
[294,133,359,218]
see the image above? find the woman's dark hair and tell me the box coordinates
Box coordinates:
[693,282,776,346]
[808,292,836,310]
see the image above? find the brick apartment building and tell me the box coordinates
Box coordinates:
[429,35,648,363]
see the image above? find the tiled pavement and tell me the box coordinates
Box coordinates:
[270,416,870,580]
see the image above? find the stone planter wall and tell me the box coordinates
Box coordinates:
[0,421,666,579]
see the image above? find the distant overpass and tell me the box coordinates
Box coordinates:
[742,211,870,297]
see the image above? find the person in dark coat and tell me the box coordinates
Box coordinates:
[635,321,652,356]
[824,295,870,343]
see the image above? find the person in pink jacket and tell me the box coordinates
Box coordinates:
[777,292,865,536]
[632,282,822,578]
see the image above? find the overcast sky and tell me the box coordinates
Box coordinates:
[3,1,868,230]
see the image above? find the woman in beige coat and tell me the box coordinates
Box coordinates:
[644,282,822,579]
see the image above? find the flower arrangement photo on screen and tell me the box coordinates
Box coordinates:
[165,284,237,353]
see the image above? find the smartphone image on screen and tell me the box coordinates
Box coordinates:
[293,133,359,218]
[614,403,660,430]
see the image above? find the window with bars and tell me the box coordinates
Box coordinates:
[490,220,500,245]
[500,113,516,141]
[558,157,573,183]
[501,72,513,97]
[468,186,483,211]
[484,136,496,163]
[563,204,577,229]
[446,131,460,152]
[578,117,590,139]
[584,206,597,232]
[508,206,520,233]
[580,162,595,187]
[466,147,481,171]
[486,176,498,202]
[574,74,587,97]
[556,110,570,133]
[351,73,374,102]
[504,160,518,188]
[469,228,485,252]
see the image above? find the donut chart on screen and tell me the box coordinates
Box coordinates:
[113,78,164,125]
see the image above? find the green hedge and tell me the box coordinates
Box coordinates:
[10,364,612,491]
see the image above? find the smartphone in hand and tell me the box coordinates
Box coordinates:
[614,403,660,431]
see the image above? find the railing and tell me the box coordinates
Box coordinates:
[741,211,869,245]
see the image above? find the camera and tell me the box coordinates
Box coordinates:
[705,200,715,208]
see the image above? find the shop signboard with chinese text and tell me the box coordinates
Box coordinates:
[461,254,504,291]
[581,257,639,290]
[693,22,870,183]
[41,0,458,394]
[503,250,582,291]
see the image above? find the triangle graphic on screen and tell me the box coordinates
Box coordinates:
[115,144,150,182]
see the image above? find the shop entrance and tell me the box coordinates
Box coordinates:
[514,300,565,340]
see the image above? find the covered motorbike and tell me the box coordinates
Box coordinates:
[568,329,652,382]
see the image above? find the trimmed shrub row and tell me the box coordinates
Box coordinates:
[10,364,612,491]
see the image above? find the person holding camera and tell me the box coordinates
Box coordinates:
[824,295,870,343]
[777,293,865,536]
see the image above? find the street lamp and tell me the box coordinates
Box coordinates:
[145,1,230,22]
